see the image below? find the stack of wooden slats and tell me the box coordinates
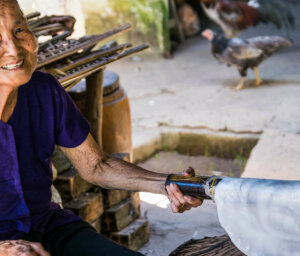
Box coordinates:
[26,12,148,91]
[27,12,150,250]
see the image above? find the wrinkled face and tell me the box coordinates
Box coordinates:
[0,2,38,88]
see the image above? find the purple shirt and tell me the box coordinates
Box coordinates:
[0,71,90,240]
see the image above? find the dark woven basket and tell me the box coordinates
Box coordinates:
[169,235,245,256]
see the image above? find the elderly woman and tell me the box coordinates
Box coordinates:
[0,1,202,255]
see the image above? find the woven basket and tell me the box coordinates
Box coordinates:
[169,235,245,256]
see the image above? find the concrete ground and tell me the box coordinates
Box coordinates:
[109,20,300,256]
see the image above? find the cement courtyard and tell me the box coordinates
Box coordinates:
[110,23,300,255]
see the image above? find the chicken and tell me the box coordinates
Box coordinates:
[202,29,292,90]
[200,0,298,38]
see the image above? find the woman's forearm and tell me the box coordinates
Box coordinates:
[91,156,168,194]
[59,134,168,194]
[59,133,203,213]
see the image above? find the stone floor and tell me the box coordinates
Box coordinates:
[111,23,300,144]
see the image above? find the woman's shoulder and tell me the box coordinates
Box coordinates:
[30,70,59,85]
[28,70,64,93]
[23,71,68,106]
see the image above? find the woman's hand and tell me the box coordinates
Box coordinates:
[166,167,203,213]
[0,240,50,256]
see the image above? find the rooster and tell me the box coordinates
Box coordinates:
[200,0,298,38]
[202,29,292,90]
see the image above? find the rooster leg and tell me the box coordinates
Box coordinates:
[254,67,262,86]
[235,77,246,91]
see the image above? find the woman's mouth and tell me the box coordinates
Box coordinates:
[1,60,24,70]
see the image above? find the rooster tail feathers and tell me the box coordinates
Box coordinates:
[247,36,292,55]
[258,10,282,29]
[256,1,296,31]
[286,12,296,30]
[200,0,298,37]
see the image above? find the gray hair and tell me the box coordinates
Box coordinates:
[0,0,23,15]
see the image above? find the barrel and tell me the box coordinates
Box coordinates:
[68,79,86,114]
[102,70,132,162]
[68,70,132,162]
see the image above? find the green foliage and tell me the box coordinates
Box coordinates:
[127,0,170,53]
[83,0,170,54]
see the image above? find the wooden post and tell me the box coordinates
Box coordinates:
[84,69,104,147]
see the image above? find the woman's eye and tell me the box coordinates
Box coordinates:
[15,28,24,34]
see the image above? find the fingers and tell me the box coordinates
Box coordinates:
[28,243,50,256]
[166,183,203,213]
[166,183,186,207]
[170,202,192,213]
[181,167,195,177]
[17,241,50,256]
[184,195,203,207]
[170,202,180,213]
[0,240,50,256]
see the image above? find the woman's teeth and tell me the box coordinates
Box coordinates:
[1,60,23,70]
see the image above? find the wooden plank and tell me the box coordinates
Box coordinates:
[58,44,149,87]
[26,12,41,20]
[84,69,104,147]
[37,23,132,68]
[54,167,93,201]
[90,218,102,233]
[110,218,150,251]
[102,190,131,209]
[52,146,72,174]
[102,192,141,233]
[57,43,132,73]
[51,185,62,207]
[63,191,104,223]
[90,186,130,208]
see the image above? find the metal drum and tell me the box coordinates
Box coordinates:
[102,70,132,162]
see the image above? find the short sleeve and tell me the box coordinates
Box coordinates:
[51,76,90,148]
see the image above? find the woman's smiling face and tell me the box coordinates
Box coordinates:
[0,1,38,88]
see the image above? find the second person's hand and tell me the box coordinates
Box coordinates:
[166,167,203,213]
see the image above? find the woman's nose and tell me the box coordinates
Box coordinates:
[3,37,20,56]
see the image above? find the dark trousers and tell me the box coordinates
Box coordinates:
[24,221,144,256]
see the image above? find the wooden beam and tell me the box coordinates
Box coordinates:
[84,69,104,147]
